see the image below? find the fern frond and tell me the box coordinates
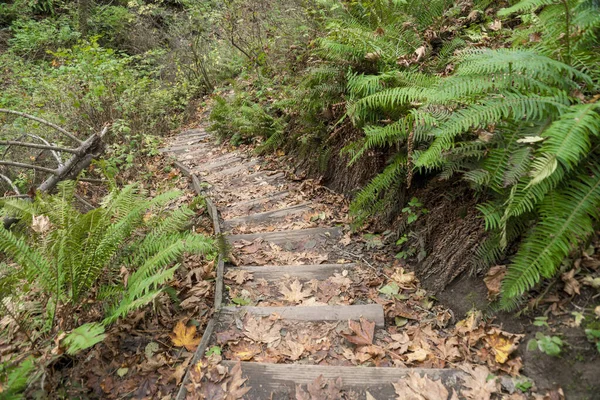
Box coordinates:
[529,103,600,184]
[500,162,600,308]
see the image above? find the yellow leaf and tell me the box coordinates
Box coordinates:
[487,333,514,364]
[170,320,201,351]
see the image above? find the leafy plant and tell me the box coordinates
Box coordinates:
[0,179,214,326]
[527,332,564,356]
[585,329,600,353]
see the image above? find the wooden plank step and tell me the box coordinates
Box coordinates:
[227,191,291,209]
[206,160,259,179]
[160,139,207,153]
[221,361,464,399]
[229,171,284,186]
[193,155,241,172]
[223,203,312,229]
[220,304,384,327]
[226,226,341,244]
[231,263,356,280]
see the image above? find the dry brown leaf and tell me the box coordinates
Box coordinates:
[458,364,500,400]
[561,269,580,295]
[225,362,251,400]
[226,340,262,361]
[296,375,343,400]
[282,340,305,361]
[31,214,51,234]
[414,46,427,62]
[393,372,449,400]
[391,267,416,288]
[405,348,429,364]
[483,265,506,300]
[170,320,201,351]
[489,19,502,31]
[341,318,375,346]
[280,279,313,303]
[225,269,254,285]
[244,317,281,345]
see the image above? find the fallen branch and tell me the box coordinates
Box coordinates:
[0,141,78,154]
[0,174,20,195]
[0,109,82,144]
[0,161,57,175]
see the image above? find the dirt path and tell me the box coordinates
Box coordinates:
[164,126,529,399]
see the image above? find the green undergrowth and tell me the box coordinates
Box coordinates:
[204,0,600,309]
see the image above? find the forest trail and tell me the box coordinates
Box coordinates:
[164,126,518,399]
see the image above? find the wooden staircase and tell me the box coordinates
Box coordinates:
[166,127,466,399]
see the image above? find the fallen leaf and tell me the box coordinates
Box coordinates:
[280,279,313,303]
[244,317,281,345]
[391,267,416,288]
[414,46,427,62]
[483,265,506,300]
[225,269,254,285]
[170,321,201,351]
[405,348,429,364]
[393,372,449,400]
[296,375,343,399]
[485,330,519,364]
[281,340,305,361]
[582,275,600,289]
[459,364,500,400]
[31,214,51,234]
[341,318,375,346]
[489,19,502,31]
[225,362,251,400]
[561,269,580,295]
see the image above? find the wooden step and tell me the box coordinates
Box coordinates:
[220,304,384,327]
[226,226,341,245]
[206,160,259,179]
[221,361,465,399]
[227,191,291,209]
[160,139,208,153]
[229,171,285,186]
[192,155,241,172]
[223,203,312,229]
[231,263,356,280]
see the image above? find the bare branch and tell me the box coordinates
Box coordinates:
[0,141,78,154]
[0,161,57,175]
[0,174,20,195]
[0,108,82,144]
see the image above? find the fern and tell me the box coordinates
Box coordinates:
[500,162,600,307]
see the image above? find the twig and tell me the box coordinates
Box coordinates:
[0,108,82,144]
[0,174,20,195]
[0,140,78,154]
[0,161,57,175]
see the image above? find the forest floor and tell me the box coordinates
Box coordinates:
[159,112,581,400]
[43,111,599,399]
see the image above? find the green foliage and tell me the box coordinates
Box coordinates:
[294,0,600,309]
[62,323,106,355]
[527,332,564,356]
[0,357,36,400]
[0,180,214,320]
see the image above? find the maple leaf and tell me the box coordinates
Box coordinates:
[282,340,305,361]
[170,320,201,351]
[280,279,313,303]
[224,362,251,400]
[393,372,449,400]
[484,328,522,364]
[243,316,281,345]
[458,364,500,400]
[341,318,375,346]
[296,375,343,400]
[225,269,254,285]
